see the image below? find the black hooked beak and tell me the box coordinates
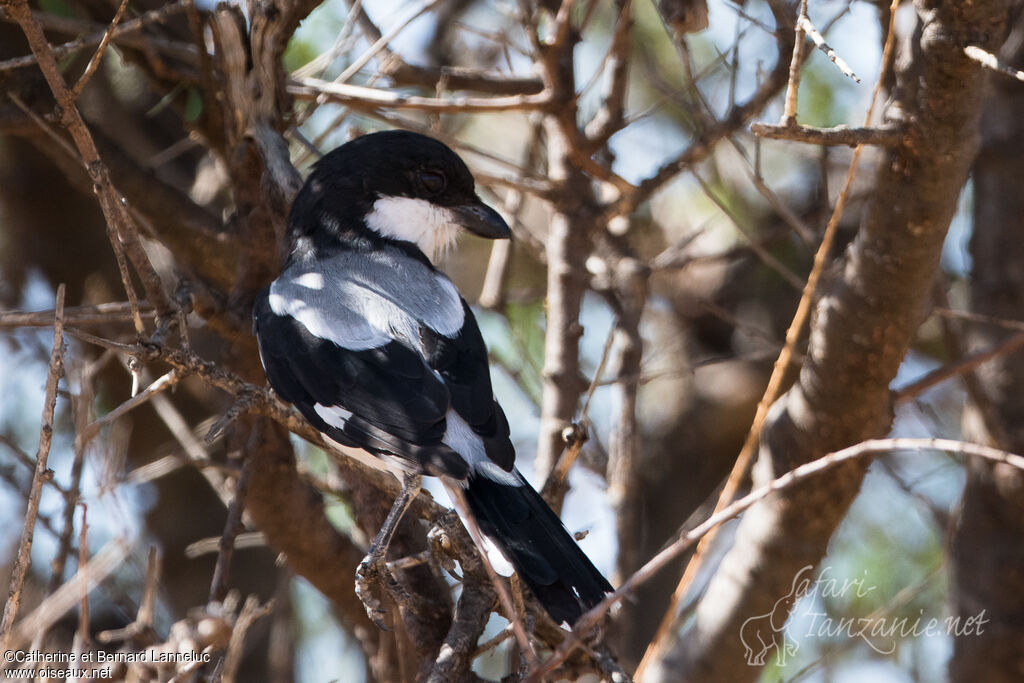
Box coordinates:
[451,200,512,240]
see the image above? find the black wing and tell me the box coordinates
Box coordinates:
[254,292,470,478]
[419,301,514,471]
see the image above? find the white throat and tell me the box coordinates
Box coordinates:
[365,196,460,260]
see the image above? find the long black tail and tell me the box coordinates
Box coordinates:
[463,471,612,625]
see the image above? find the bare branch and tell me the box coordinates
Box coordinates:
[0,285,65,650]
[219,595,274,683]
[81,370,181,441]
[289,77,550,112]
[0,301,154,328]
[782,0,809,125]
[751,122,905,147]
[895,331,1024,403]
[208,461,251,603]
[614,0,798,215]
[344,0,543,95]
[45,354,101,597]
[70,0,130,98]
[585,0,633,145]
[691,170,806,290]
[798,13,860,83]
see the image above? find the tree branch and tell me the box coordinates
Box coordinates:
[751,122,905,147]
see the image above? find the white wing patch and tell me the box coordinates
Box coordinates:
[314,403,353,428]
[442,410,520,486]
[477,526,516,576]
[292,272,325,289]
[366,196,461,261]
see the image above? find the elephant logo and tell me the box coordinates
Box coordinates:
[740,565,815,667]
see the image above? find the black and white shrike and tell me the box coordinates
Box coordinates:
[253,130,612,626]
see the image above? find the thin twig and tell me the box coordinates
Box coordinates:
[81,369,181,441]
[337,0,443,84]
[613,0,798,216]
[209,461,252,602]
[289,77,550,112]
[726,136,816,245]
[933,307,1024,331]
[3,538,131,659]
[585,0,633,145]
[138,546,161,635]
[479,118,542,308]
[691,170,806,290]
[7,92,79,160]
[894,330,1024,403]
[219,596,274,683]
[71,0,130,98]
[76,504,91,647]
[782,0,810,125]
[798,13,860,82]
[185,532,265,559]
[0,435,72,499]
[46,354,101,596]
[0,285,66,650]
[0,301,153,328]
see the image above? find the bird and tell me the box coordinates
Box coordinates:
[253,130,612,626]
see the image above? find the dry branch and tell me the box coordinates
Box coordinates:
[0,285,65,649]
[798,13,860,82]
[0,301,154,328]
[289,77,551,112]
[751,122,905,147]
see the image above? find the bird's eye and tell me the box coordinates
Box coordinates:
[419,170,446,195]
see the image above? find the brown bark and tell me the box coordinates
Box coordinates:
[950,9,1024,681]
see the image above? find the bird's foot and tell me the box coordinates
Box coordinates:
[355,553,390,629]
[355,552,419,629]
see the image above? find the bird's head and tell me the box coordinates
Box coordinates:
[290,130,511,260]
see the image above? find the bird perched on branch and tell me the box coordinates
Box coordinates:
[253,130,611,626]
